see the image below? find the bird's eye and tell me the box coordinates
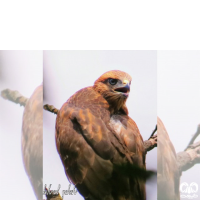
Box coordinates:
[109,79,118,85]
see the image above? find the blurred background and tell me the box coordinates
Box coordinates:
[157,51,200,198]
[0,51,43,200]
[43,50,157,200]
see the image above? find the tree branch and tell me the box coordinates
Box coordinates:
[1,89,28,106]
[144,125,157,152]
[43,104,59,114]
[185,124,200,150]
[177,125,200,172]
[144,135,157,152]
[148,125,157,140]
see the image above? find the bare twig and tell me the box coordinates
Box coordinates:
[177,124,200,172]
[144,125,157,152]
[43,104,59,114]
[144,135,157,152]
[185,124,200,150]
[1,89,28,106]
[148,125,157,139]
[187,140,200,149]
[177,140,200,172]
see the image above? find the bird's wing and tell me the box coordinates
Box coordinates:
[157,117,180,200]
[56,87,146,199]
[56,105,116,199]
[59,106,116,159]
[22,85,43,200]
[113,114,145,165]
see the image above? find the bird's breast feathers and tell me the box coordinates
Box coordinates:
[109,116,123,135]
[62,86,144,154]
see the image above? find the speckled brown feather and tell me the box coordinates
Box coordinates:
[157,117,180,200]
[56,71,145,200]
[22,85,43,200]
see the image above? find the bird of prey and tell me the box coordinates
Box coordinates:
[22,85,43,200]
[157,117,180,200]
[56,70,146,200]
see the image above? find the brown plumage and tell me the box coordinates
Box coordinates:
[56,70,146,200]
[157,117,180,200]
[22,85,43,200]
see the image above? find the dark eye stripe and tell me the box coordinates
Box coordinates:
[109,78,118,85]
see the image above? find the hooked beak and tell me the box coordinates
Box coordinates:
[114,84,130,97]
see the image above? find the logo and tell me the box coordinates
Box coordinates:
[43,184,78,199]
[180,182,198,199]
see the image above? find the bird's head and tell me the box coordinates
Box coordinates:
[93,70,132,114]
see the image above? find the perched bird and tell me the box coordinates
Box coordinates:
[22,85,43,200]
[157,117,180,200]
[56,70,146,200]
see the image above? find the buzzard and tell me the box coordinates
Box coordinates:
[56,70,146,200]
